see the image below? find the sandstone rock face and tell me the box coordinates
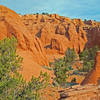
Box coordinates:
[81,51,100,85]
[84,20,99,26]
[1,5,100,65]
[21,14,100,56]
[0,5,48,66]
[1,5,100,81]
[72,19,84,26]
[59,85,100,100]
[85,26,100,48]
[22,14,88,55]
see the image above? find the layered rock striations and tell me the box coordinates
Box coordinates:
[0,5,48,65]
[1,5,100,81]
[21,14,88,54]
[0,5,50,80]
[21,14,100,55]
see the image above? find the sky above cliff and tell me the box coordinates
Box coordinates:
[0,0,100,21]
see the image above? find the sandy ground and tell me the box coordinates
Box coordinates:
[17,49,53,81]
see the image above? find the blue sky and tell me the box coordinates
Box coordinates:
[0,0,100,21]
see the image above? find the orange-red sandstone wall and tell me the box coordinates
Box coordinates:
[21,14,88,54]
[1,5,100,81]
[21,14,100,56]
[0,5,48,66]
[1,5,100,66]
[59,85,100,100]
[0,5,50,80]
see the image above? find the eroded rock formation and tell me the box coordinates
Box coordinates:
[21,14,100,56]
[59,85,100,100]
[0,5,51,80]
[21,14,88,54]
[1,5,100,81]
[0,5,48,66]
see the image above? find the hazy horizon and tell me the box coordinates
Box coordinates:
[0,0,100,21]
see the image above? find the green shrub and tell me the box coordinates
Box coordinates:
[79,61,92,72]
[52,48,77,87]
[42,12,49,15]
[73,70,79,75]
[53,59,69,86]
[71,78,76,83]
[16,71,49,100]
[79,45,100,72]
[64,48,76,65]
[0,37,49,100]
[0,36,24,100]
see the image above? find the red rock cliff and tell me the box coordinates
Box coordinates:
[21,14,100,56]
[0,5,48,65]
[21,14,88,54]
[1,5,100,81]
[0,5,52,80]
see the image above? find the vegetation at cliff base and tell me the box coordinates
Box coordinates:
[79,46,100,72]
[0,37,49,100]
[0,36,100,99]
[50,46,100,87]
[51,48,76,87]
